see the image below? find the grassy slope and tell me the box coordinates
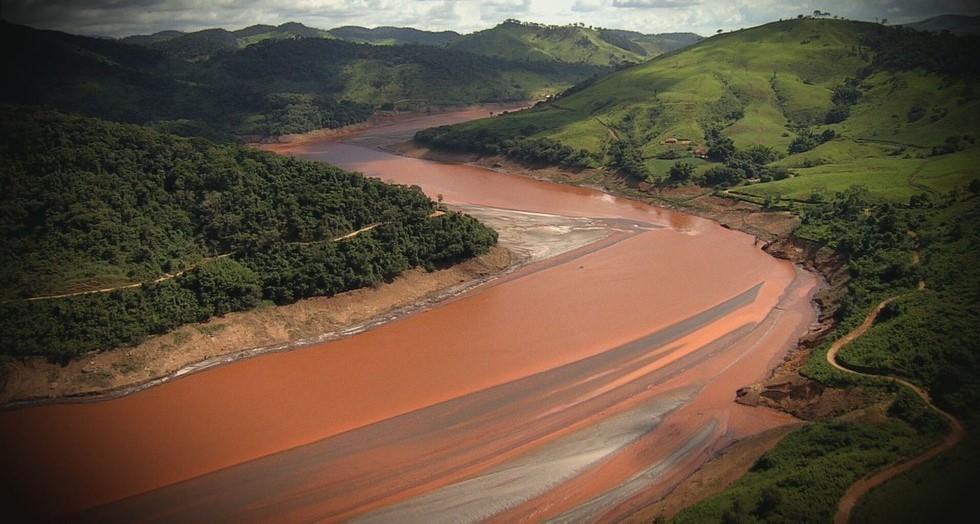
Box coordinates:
[449,21,644,66]
[444,19,980,200]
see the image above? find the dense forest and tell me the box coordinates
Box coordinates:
[0,107,496,360]
[0,21,602,142]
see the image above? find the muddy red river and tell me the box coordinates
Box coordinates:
[0,107,817,522]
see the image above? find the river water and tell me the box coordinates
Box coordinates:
[0,108,817,522]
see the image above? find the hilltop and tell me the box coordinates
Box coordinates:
[121,22,332,60]
[448,20,644,66]
[595,29,702,57]
[419,18,980,202]
[123,23,462,60]
[328,25,461,46]
[120,19,701,66]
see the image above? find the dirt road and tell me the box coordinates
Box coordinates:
[826,294,965,524]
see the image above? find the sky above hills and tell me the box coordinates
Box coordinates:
[3,0,979,38]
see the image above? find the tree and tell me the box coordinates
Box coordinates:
[702,166,742,187]
[705,128,736,162]
[668,161,694,184]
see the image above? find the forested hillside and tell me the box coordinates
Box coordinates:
[121,22,333,60]
[0,21,598,141]
[0,107,496,360]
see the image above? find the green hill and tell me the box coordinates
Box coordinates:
[596,29,702,57]
[448,20,646,66]
[328,25,461,46]
[905,14,980,36]
[420,18,980,202]
[119,30,185,46]
[125,22,333,60]
[418,17,980,521]
[1,21,597,140]
[0,107,496,359]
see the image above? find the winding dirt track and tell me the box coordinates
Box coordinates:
[826,294,965,524]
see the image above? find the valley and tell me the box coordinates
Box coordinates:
[1,7,978,524]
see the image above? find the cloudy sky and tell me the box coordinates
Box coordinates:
[3,0,978,38]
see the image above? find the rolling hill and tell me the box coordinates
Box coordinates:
[419,18,980,202]
[1,21,598,140]
[328,25,461,46]
[121,19,701,67]
[122,22,333,60]
[595,29,702,57]
[448,20,645,66]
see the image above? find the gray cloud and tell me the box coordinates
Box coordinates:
[1,0,977,38]
[611,0,701,8]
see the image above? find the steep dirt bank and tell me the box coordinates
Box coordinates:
[0,247,513,405]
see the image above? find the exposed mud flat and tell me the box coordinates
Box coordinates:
[0,108,819,521]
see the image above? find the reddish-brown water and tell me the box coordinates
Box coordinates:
[0,108,817,522]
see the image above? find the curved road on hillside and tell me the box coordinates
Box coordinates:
[826,293,965,524]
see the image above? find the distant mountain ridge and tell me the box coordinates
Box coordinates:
[904,14,980,35]
[1,21,598,140]
[328,25,461,46]
[120,19,702,65]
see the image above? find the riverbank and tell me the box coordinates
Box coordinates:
[0,247,508,405]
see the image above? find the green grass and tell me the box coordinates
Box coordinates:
[670,419,944,524]
[852,421,980,523]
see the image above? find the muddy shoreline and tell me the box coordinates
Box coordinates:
[0,247,518,409]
